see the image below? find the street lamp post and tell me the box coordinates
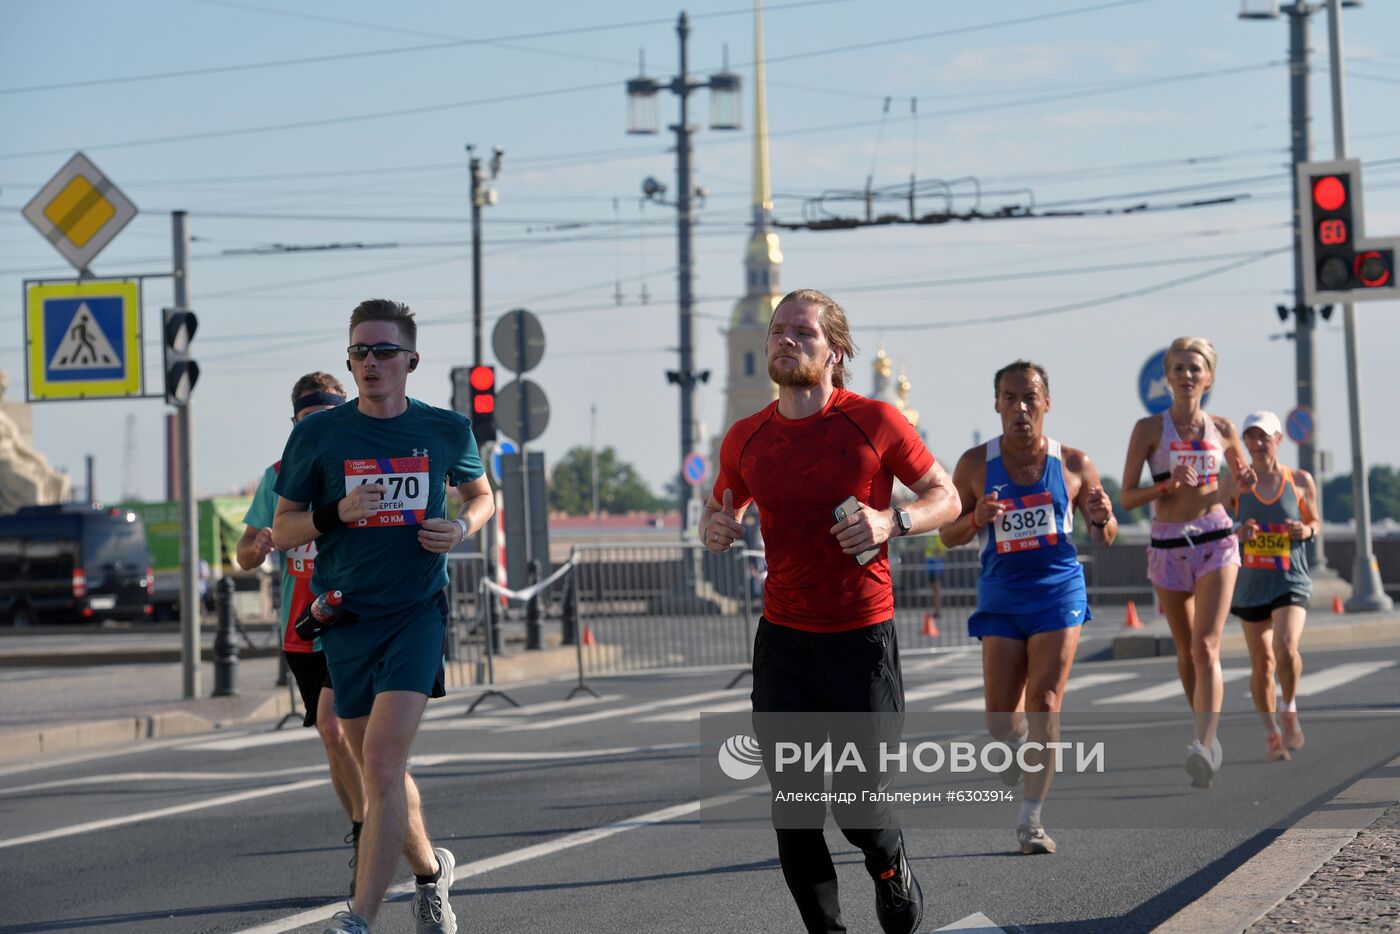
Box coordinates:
[627,12,741,540]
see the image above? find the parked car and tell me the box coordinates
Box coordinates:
[0,504,154,626]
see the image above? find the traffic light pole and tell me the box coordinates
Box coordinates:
[1283,4,1332,575]
[1324,0,1392,611]
[172,210,200,699]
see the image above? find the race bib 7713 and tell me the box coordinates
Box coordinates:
[343,456,430,527]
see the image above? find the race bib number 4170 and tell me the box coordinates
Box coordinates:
[344,456,430,527]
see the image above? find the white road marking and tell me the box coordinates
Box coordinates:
[637,699,752,722]
[422,693,622,721]
[1294,661,1397,697]
[0,765,325,797]
[934,672,1136,711]
[410,743,696,768]
[1094,667,1250,705]
[0,778,328,850]
[905,676,987,704]
[492,688,748,733]
[936,911,1008,932]
[231,791,748,934]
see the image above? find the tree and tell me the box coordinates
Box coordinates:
[549,446,669,516]
[1099,475,1151,527]
[1321,466,1400,523]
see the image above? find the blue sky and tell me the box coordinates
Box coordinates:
[2,0,1398,503]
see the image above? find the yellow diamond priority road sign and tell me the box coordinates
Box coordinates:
[22,152,138,273]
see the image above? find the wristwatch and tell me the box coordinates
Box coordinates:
[454,517,470,541]
[893,506,913,537]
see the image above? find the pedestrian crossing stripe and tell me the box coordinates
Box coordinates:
[24,278,143,401]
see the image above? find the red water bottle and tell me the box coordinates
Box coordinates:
[295,590,343,641]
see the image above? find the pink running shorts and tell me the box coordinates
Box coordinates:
[1147,506,1240,593]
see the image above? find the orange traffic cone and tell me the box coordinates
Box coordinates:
[1332,595,1344,615]
[1123,601,1143,629]
[922,613,940,637]
[582,626,597,646]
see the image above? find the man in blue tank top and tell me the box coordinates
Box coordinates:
[942,361,1117,855]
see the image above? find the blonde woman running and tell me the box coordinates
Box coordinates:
[1122,337,1255,789]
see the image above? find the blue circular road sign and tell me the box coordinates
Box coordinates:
[683,451,709,486]
[1139,348,1211,415]
[491,439,519,484]
[1285,406,1314,445]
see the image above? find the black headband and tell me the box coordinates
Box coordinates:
[293,391,346,414]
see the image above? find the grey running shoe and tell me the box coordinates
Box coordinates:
[411,847,457,934]
[872,845,924,934]
[1017,820,1057,855]
[1185,739,1214,789]
[1211,734,1223,768]
[1281,712,1305,750]
[324,910,369,934]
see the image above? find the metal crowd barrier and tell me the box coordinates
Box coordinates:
[444,553,488,690]
[569,542,757,678]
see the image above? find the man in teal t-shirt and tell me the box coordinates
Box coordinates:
[237,372,366,894]
[272,300,493,934]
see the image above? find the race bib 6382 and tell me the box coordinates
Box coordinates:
[344,456,430,527]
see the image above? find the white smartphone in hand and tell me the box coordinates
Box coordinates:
[832,495,880,566]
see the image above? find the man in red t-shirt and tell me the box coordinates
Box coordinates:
[703,288,960,934]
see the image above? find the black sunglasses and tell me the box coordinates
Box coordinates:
[347,342,413,361]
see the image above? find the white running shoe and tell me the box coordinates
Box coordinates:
[1211,734,1223,769]
[1185,740,1215,789]
[411,847,457,934]
[1017,820,1057,855]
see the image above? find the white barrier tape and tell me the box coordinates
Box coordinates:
[481,560,574,603]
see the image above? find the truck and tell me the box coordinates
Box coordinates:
[0,504,155,626]
[121,497,273,623]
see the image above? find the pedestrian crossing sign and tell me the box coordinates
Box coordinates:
[24,278,143,400]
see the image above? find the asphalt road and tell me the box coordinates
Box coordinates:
[0,642,1396,934]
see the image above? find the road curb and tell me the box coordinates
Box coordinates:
[1113,616,1400,660]
[0,647,603,762]
[1154,753,1400,934]
[0,691,296,762]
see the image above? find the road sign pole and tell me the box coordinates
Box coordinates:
[172,210,200,698]
[516,313,532,573]
[1325,0,1391,611]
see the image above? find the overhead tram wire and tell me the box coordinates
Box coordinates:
[854,247,1291,333]
[0,0,851,97]
[0,55,1289,165]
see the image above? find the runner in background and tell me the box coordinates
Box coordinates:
[923,530,946,631]
[237,372,364,890]
[1224,410,1317,761]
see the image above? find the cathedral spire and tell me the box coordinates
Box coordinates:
[719,0,784,433]
[752,0,772,226]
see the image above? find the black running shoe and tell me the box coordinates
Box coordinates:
[345,826,361,897]
[873,847,924,934]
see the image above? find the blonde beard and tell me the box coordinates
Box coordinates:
[768,355,824,387]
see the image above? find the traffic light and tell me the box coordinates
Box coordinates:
[161,307,199,405]
[469,364,496,443]
[1297,158,1398,304]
